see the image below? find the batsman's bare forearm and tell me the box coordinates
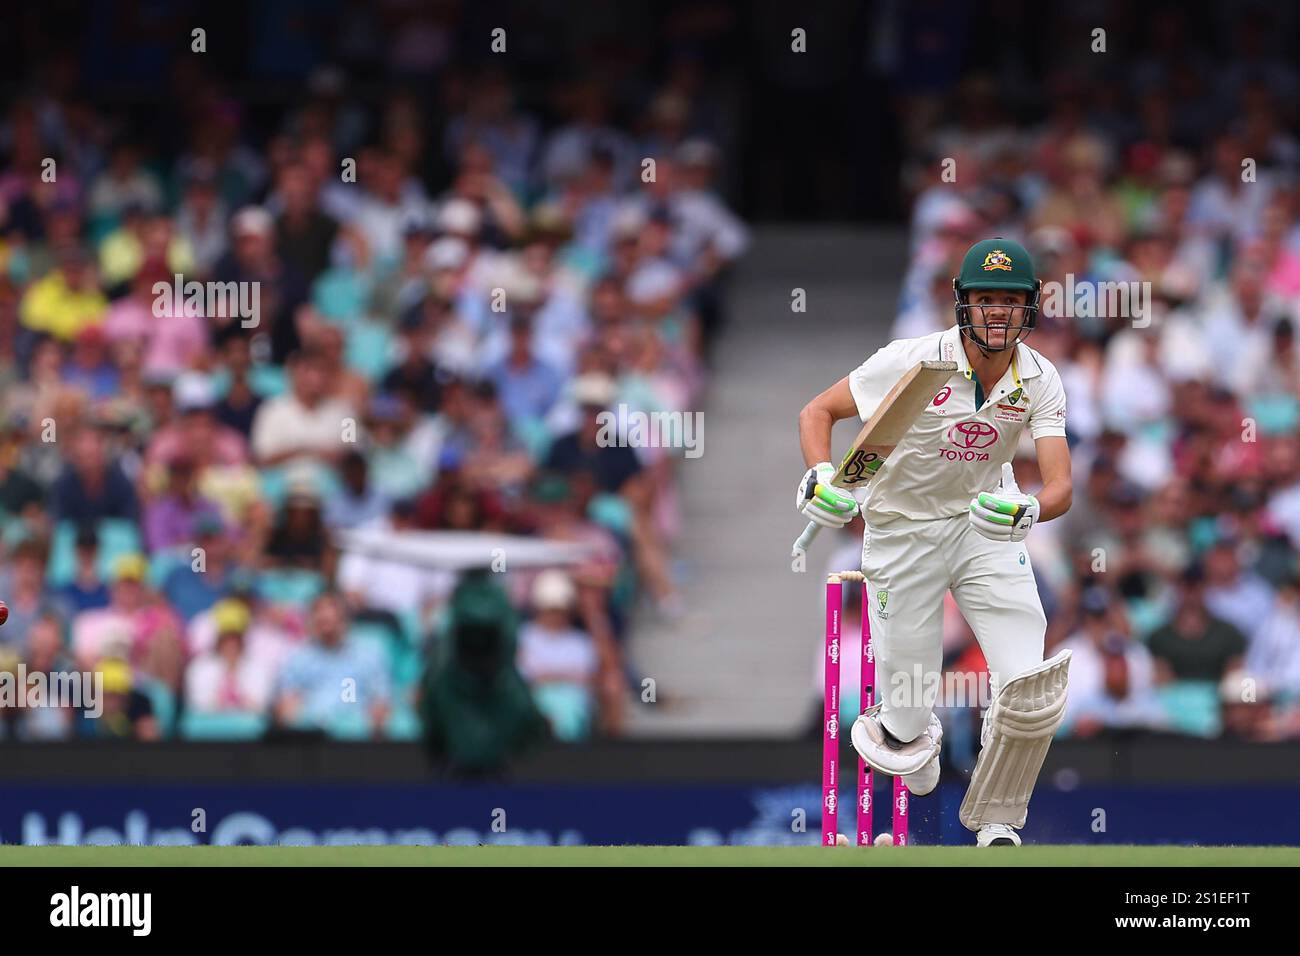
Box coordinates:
[1032,435,1073,521]
[798,376,857,466]
[1035,477,1072,522]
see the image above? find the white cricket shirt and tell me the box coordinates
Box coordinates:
[847,325,1067,522]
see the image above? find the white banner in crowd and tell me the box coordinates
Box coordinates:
[334,529,595,571]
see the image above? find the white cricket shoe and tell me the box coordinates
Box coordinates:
[850,705,942,777]
[976,823,1021,847]
[901,753,940,796]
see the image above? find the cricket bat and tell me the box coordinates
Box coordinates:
[792,360,957,556]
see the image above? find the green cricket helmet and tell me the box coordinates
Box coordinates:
[952,238,1041,352]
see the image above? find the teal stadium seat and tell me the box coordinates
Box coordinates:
[255,569,326,606]
[148,549,190,588]
[258,464,341,511]
[178,710,268,740]
[312,268,371,323]
[532,683,594,742]
[1246,395,1300,435]
[135,676,177,739]
[587,492,633,535]
[346,321,396,382]
[45,519,143,587]
[513,417,554,462]
[385,702,421,740]
[1156,681,1222,738]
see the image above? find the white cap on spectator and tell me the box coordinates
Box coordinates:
[497,261,544,305]
[174,372,217,411]
[425,236,470,272]
[611,203,648,241]
[438,199,482,238]
[626,260,681,304]
[570,372,618,408]
[532,569,576,611]
[232,206,274,238]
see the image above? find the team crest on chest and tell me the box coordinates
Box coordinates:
[982,249,1013,272]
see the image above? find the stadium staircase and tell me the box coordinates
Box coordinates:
[624,227,906,737]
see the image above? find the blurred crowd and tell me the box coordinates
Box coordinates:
[0,42,746,752]
[891,6,1300,745]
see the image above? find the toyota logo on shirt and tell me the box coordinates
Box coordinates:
[946,420,999,449]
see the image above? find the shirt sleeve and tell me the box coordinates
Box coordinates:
[1029,362,1068,440]
[846,341,910,423]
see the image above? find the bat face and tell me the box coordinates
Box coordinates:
[839,448,884,486]
[829,361,956,488]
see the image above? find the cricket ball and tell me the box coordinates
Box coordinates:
[0,601,8,626]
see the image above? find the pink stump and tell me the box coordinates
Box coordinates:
[856,580,874,846]
[894,777,910,845]
[822,577,842,845]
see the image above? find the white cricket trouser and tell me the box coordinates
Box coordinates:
[860,513,1046,742]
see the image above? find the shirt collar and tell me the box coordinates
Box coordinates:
[939,325,1042,383]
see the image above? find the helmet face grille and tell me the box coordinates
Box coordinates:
[952,278,1040,353]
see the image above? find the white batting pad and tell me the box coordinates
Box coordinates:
[959,649,1072,831]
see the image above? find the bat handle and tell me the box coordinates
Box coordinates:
[792,520,821,558]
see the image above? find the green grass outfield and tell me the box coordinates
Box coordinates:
[0,845,1295,866]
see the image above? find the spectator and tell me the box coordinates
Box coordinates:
[80,653,159,741]
[0,417,44,521]
[362,394,427,501]
[160,516,241,621]
[187,580,299,675]
[49,423,139,525]
[274,162,338,281]
[185,599,275,716]
[53,525,110,615]
[1244,573,1300,701]
[173,162,228,277]
[144,458,223,552]
[250,348,354,468]
[487,314,563,425]
[61,325,119,400]
[1148,567,1248,684]
[516,569,599,741]
[264,481,334,575]
[324,450,389,530]
[72,553,182,675]
[87,142,163,226]
[1202,535,1276,646]
[211,206,308,364]
[0,539,53,650]
[144,376,251,493]
[274,590,390,737]
[383,308,446,413]
[1062,587,1165,735]
[14,612,77,741]
[212,337,264,439]
[19,247,107,343]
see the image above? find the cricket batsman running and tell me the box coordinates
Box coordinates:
[796,238,1073,846]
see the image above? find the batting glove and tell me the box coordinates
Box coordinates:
[969,462,1039,543]
[797,462,859,530]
